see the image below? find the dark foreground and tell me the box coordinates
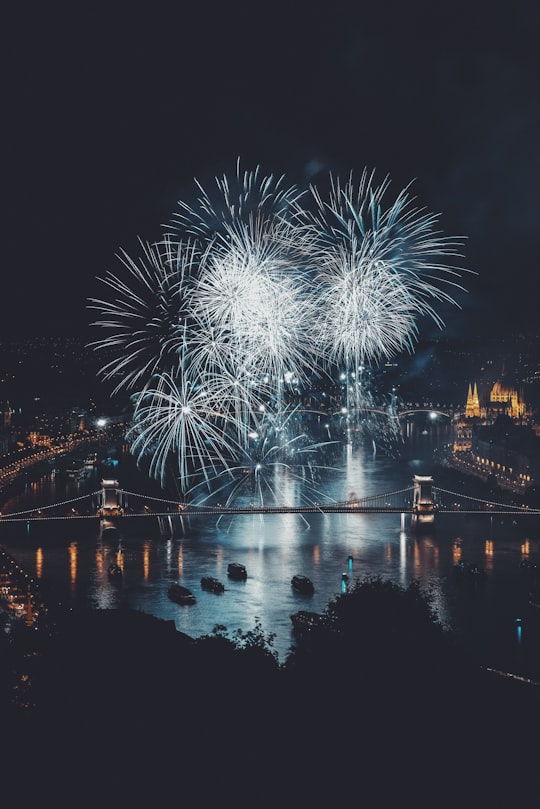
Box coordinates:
[2,578,539,809]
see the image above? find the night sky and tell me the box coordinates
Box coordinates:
[5,2,540,341]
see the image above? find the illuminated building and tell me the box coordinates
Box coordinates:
[465,383,480,419]
[488,381,527,421]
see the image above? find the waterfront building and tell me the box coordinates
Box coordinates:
[465,383,481,418]
[488,380,527,421]
[471,419,539,488]
[454,383,481,453]
[463,379,528,424]
[450,379,538,489]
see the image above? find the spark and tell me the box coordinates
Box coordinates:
[165,157,306,247]
[193,234,318,388]
[126,369,244,493]
[186,405,340,524]
[298,168,471,370]
[87,237,199,395]
[167,158,320,389]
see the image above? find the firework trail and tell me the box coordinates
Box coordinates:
[126,367,246,493]
[298,169,469,371]
[293,168,470,431]
[166,158,305,246]
[342,378,403,457]
[192,234,318,389]
[87,237,199,395]
[186,404,341,526]
[311,243,420,369]
[167,159,321,390]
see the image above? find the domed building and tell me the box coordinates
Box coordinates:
[463,380,528,425]
[488,381,527,421]
[454,380,529,455]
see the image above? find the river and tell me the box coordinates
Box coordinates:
[1,420,540,679]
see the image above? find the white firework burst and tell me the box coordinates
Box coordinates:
[299,168,470,370]
[87,237,199,395]
[312,241,420,369]
[193,234,317,387]
[166,157,305,246]
[186,405,340,519]
[167,159,320,389]
[126,369,245,493]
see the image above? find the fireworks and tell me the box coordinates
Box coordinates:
[186,405,341,523]
[165,158,306,246]
[298,169,469,372]
[126,368,244,493]
[87,236,199,395]
[168,159,320,389]
[89,161,470,501]
[292,169,470,425]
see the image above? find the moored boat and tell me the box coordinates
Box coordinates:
[291,574,314,594]
[168,583,196,605]
[108,562,122,580]
[227,562,247,581]
[201,576,225,594]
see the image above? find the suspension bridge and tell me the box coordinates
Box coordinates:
[0,475,539,530]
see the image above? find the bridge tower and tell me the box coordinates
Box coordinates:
[411,474,436,530]
[98,479,126,516]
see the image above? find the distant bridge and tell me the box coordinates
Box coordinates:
[1,476,539,530]
[300,405,454,421]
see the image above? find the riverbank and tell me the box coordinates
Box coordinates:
[433,443,536,502]
[441,450,531,494]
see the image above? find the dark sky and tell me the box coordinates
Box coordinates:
[5,2,540,341]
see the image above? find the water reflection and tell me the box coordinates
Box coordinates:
[1,428,540,679]
[69,542,77,588]
[143,542,150,580]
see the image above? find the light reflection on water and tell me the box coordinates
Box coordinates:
[1,431,540,677]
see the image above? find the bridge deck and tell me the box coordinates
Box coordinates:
[1,482,540,522]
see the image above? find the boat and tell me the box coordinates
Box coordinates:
[227,563,247,581]
[291,574,314,594]
[201,576,225,594]
[452,561,485,581]
[168,583,196,605]
[107,562,123,580]
[290,610,330,633]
